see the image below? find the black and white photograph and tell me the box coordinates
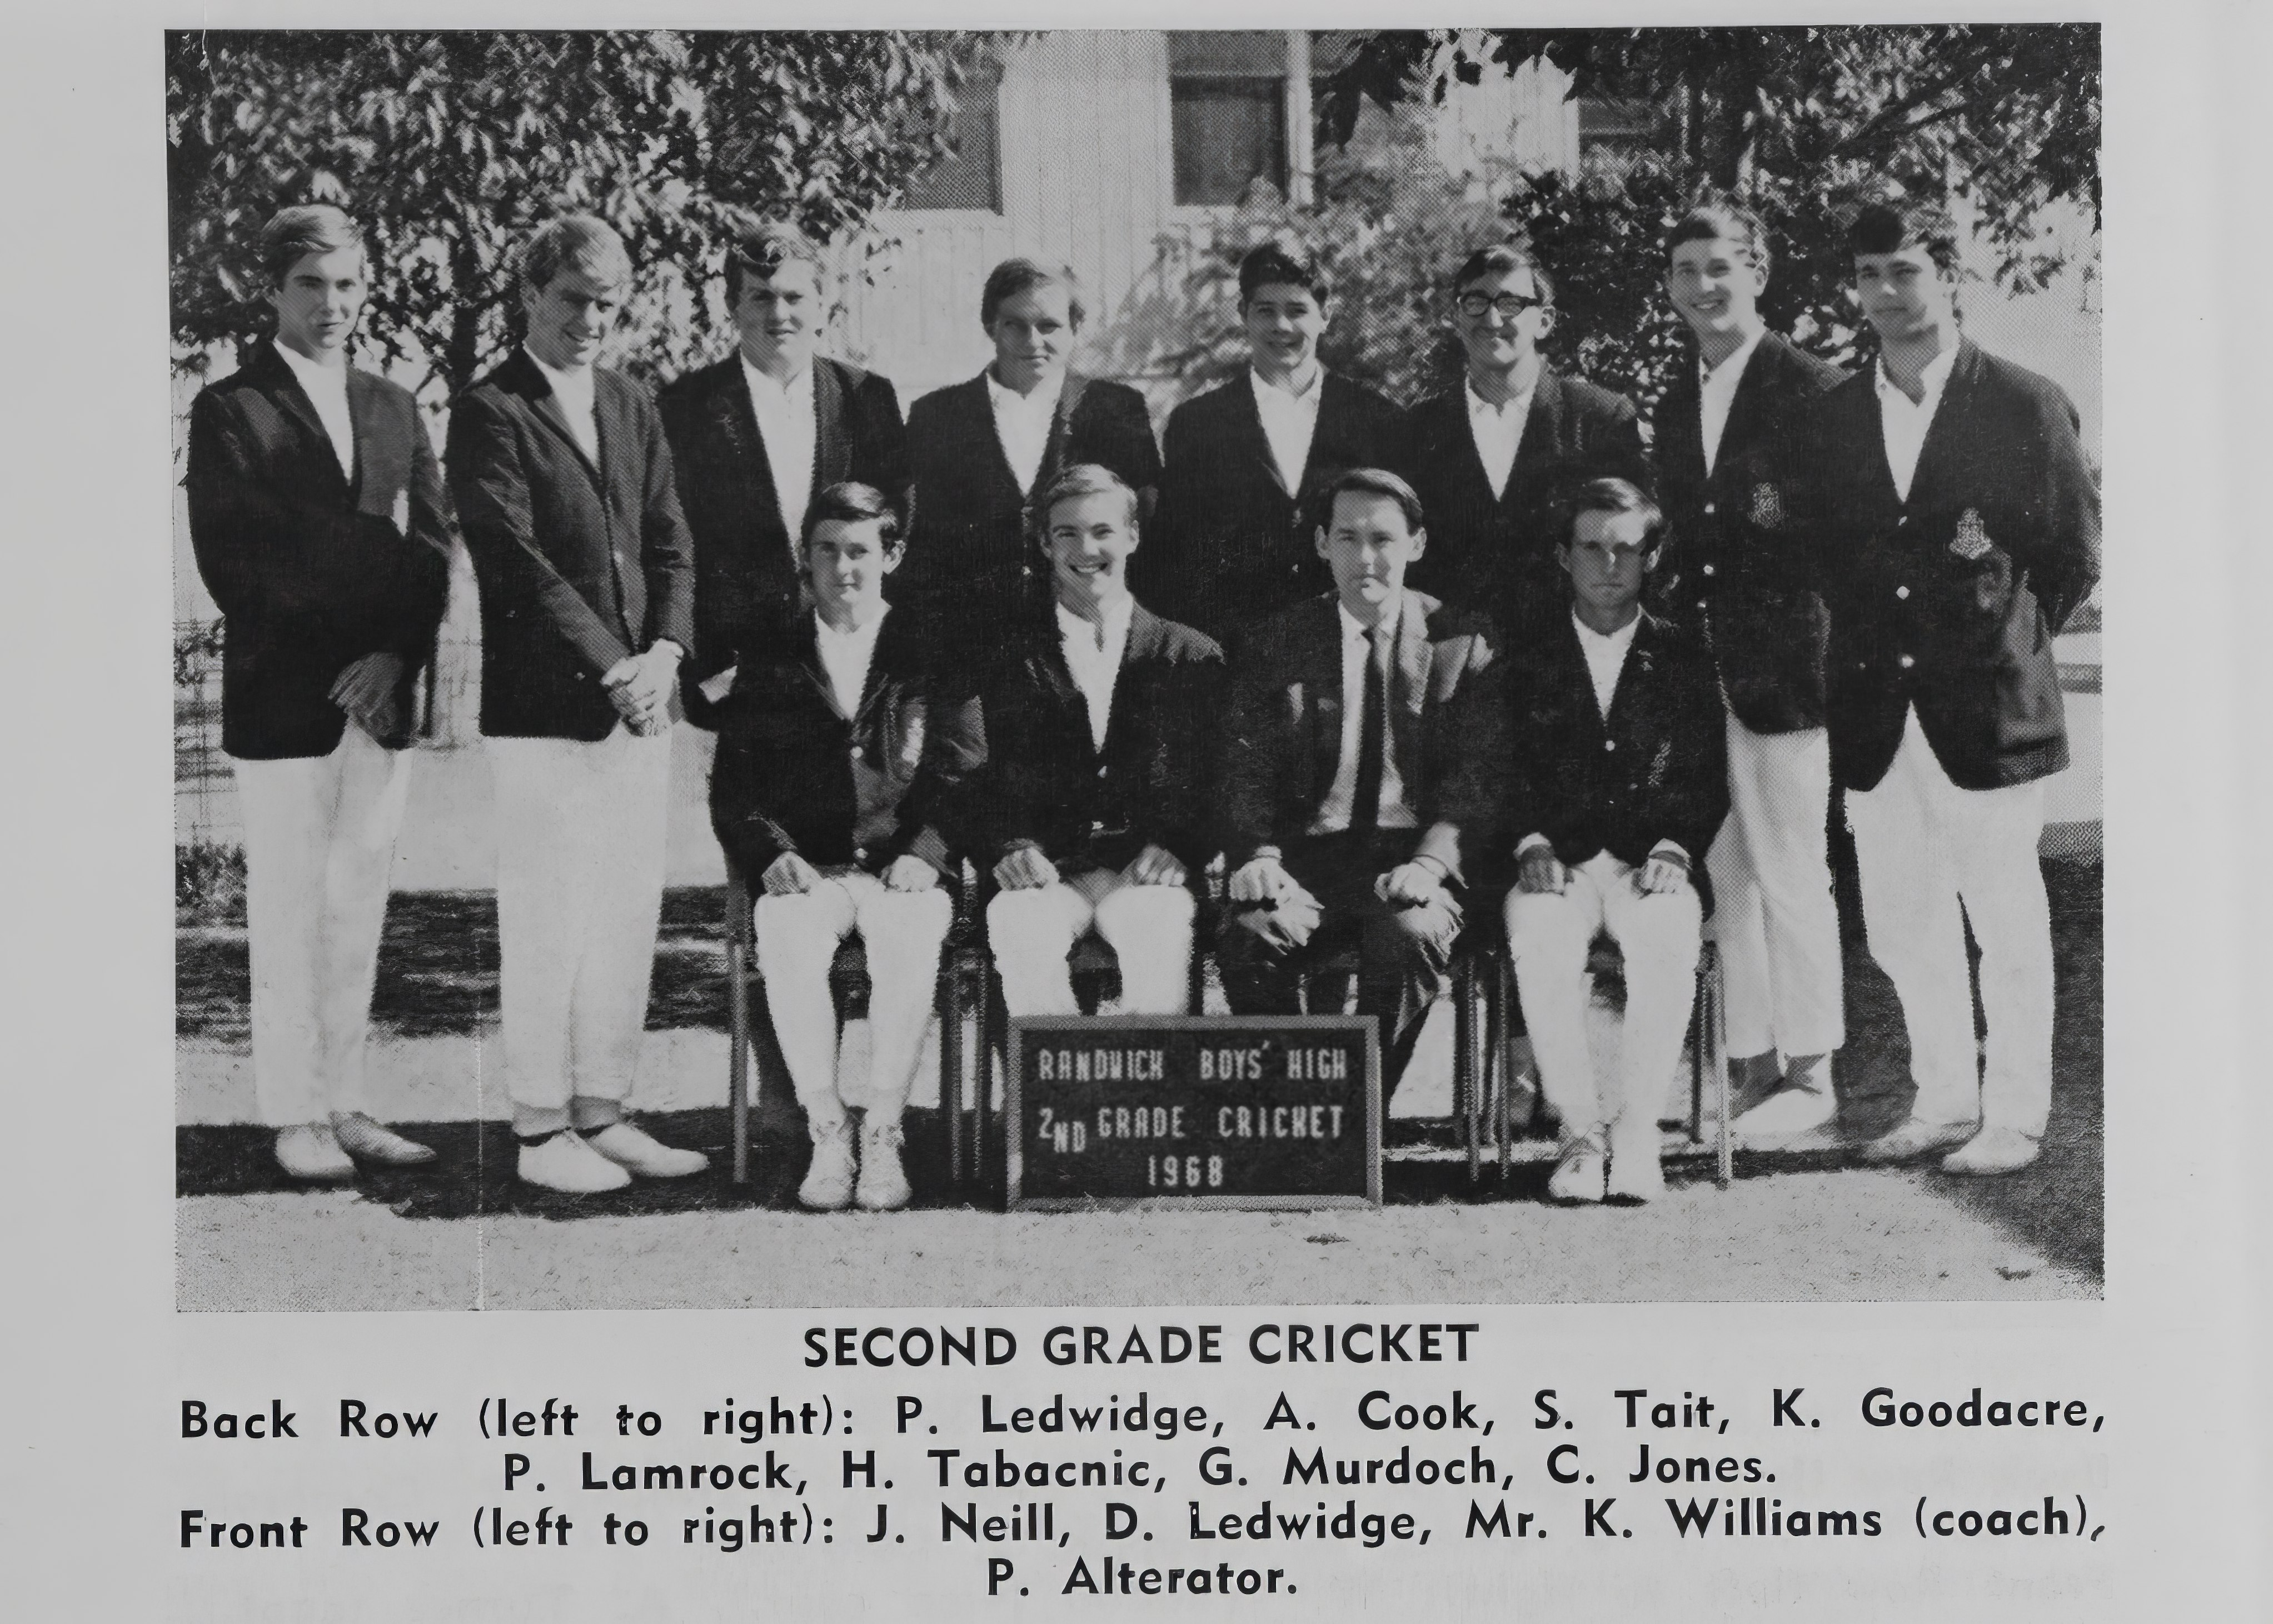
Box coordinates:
[7,3,2267,1621]
[163,21,2108,1310]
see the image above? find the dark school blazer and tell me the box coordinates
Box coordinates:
[185,340,452,759]
[975,603,1224,876]
[1471,609,1729,906]
[657,353,908,722]
[1218,590,1497,883]
[1404,367,1647,630]
[446,349,696,741]
[1798,339,2100,792]
[1651,332,1848,735]
[707,606,981,882]
[900,371,1160,637]
[1138,371,1409,647]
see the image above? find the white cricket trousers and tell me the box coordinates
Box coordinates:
[1844,708,2052,1138]
[1704,715,1846,1060]
[485,725,673,1135]
[988,868,1194,1016]
[755,871,952,1125]
[232,724,415,1127]
[1506,852,1703,1136]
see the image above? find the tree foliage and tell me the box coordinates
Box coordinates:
[167,31,978,396]
[1319,25,2099,292]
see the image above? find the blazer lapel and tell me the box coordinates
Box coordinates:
[255,343,351,493]
[508,351,602,484]
[1302,598,1346,804]
[1506,368,1567,513]
[812,358,851,489]
[1229,377,1293,498]
[1038,373,1091,497]
[794,615,849,721]
[1389,596,1434,799]
[714,363,782,525]
[1901,339,1983,514]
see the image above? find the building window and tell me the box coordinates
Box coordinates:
[1169,32,1291,206]
[906,52,1003,211]
[1577,94,1671,177]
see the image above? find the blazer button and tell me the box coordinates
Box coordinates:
[1703,501,1716,515]
[1896,514,1908,527]
[1603,739,1617,752]
[854,846,868,861]
[1090,820,1105,834]
[850,744,864,759]
[1096,763,1109,777]
[1702,563,1716,577]
[1898,654,1916,670]
[1895,585,1909,599]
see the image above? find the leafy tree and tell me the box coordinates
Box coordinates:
[1321,26,2098,288]
[167,31,980,395]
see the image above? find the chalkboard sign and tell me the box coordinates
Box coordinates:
[1006,1016,1380,1210]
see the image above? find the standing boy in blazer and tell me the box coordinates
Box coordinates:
[447,215,709,1195]
[1493,479,1728,1204]
[1405,244,1647,630]
[1140,244,1408,647]
[1803,201,2099,1176]
[185,204,452,1181]
[659,219,908,722]
[710,483,982,1212]
[1217,468,1497,1093]
[902,260,1160,638]
[1651,203,1850,1143]
[981,466,1224,1018]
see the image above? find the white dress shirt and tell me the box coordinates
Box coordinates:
[527,348,600,463]
[1312,598,1418,835]
[275,341,356,482]
[1056,598,1133,752]
[1697,327,1765,476]
[1250,366,1324,494]
[987,370,1064,496]
[814,606,888,719]
[742,355,818,546]
[1875,344,1957,502]
[1516,611,1682,863]
[1573,609,1641,721]
[1464,377,1535,500]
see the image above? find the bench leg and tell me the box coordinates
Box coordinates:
[1706,945,1733,1189]
[726,872,752,1187]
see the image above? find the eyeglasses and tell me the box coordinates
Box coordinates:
[1456,291,1546,319]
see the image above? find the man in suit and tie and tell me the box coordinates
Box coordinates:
[710,483,982,1211]
[1405,244,1647,629]
[1802,201,2099,1176]
[447,214,710,1195]
[1651,203,1850,1145]
[902,260,1160,637]
[1218,468,1496,1092]
[1492,478,1728,1203]
[659,218,908,722]
[981,466,1224,1019]
[1140,244,1409,647]
[186,203,452,1181]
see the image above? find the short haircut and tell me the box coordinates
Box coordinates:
[1848,200,1961,273]
[1451,241,1555,308]
[724,218,825,305]
[800,481,903,551]
[1239,242,1328,307]
[1030,463,1139,539]
[981,258,1086,330]
[1315,466,1426,537]
[261,204,365,287]
[1663,201,1771,276]
[519,214,632,294]
[1556,476,1666,554]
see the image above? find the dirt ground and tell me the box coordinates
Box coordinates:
[175,862,2102,1312]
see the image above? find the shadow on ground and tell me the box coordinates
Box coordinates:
[177,862,2101,1281]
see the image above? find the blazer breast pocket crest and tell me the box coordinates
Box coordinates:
[1949,507,1995,561]
[1748,482,1786,530]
